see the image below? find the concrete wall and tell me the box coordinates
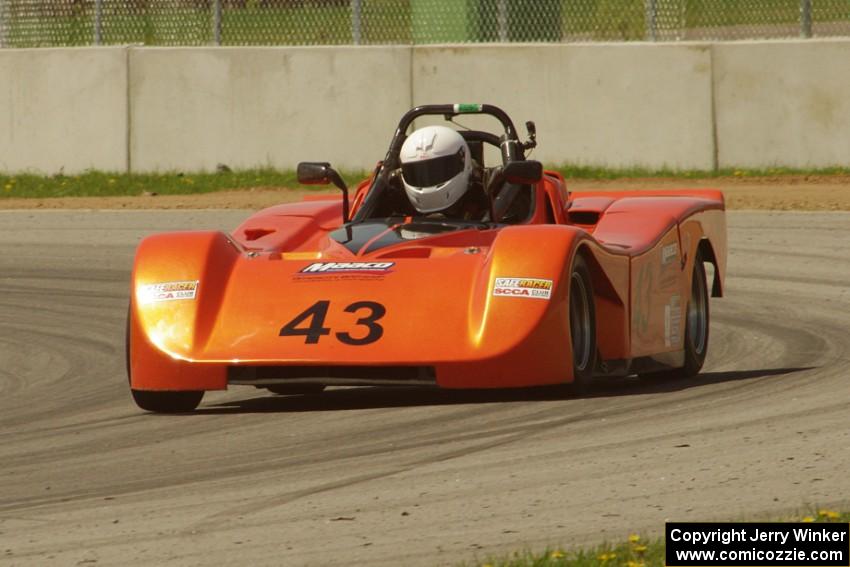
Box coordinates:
[1,40,849,174]
[0,48,127,174]
[130,47,411,172]
[413,44,715,170]
[714,39,850,169]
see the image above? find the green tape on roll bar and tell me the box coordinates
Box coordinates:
[454,103,482,113]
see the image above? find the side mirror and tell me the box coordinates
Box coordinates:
[297,162,350,223]
[297,161,332,185]
[488,160,544,223]
[504,160,543,185]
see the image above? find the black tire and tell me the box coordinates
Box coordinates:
[131,389,204,413]
[641,251,710,380]
[266,384,326,396]
[680,251,710,377]
[568,255,597,393]
[126,306,204,413]
[125,306,131,383]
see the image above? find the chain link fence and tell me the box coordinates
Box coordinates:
[0,1,848,48]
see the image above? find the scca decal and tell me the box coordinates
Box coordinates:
[493,277,553,300]
[300,262,394,274]
[137,280,199,304]
[494,288,539,296]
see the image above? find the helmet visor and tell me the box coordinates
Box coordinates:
[402,150,464,188]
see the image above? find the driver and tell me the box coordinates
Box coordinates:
[399,125,488,221]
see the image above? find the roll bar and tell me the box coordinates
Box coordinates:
[354,103,534,223]
[382,104,520,169]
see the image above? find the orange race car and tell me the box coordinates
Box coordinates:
[127,104,726,413]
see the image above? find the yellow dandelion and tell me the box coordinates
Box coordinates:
[598,553,610,562]
[550,550,565,559]
[108,178,117,184]
[802,516,815,523]
[734,170,744,176]
[818,509,839,520]
[627,561,645,567]
[4,184,11,192]
[633,545,648,554]
[628,534,641,543]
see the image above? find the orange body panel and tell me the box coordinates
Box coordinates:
[128,173,726,392]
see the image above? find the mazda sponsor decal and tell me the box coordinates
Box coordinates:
[299,262,395,274]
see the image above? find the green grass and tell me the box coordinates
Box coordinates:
[5,0,849,47]
[561,0,850,41]
[4,1,410,48]
[551,164,850,180]
[468,536,662,567]
[463,509,849,567]
[0,168,332,200]
[2,165,849,200]
[685,0,850,29]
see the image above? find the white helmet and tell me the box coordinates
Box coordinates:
[400,125,472,214]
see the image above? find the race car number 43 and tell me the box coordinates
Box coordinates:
[279,300,386,345]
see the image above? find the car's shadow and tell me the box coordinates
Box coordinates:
[196,366,813,415]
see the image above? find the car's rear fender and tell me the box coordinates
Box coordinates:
[680,209,727,298]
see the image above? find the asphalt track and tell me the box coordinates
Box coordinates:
[1,210,848,566]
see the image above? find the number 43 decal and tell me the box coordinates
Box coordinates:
[279,300,386,346]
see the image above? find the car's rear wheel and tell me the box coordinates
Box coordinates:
[569,255,597,392]
[266,384,326,396]
[680,251,710,377]
[641,251,710,380]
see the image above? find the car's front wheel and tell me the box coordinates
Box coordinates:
[126,308,204,413]
[130,389,204,413]
[568,254,597,393]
